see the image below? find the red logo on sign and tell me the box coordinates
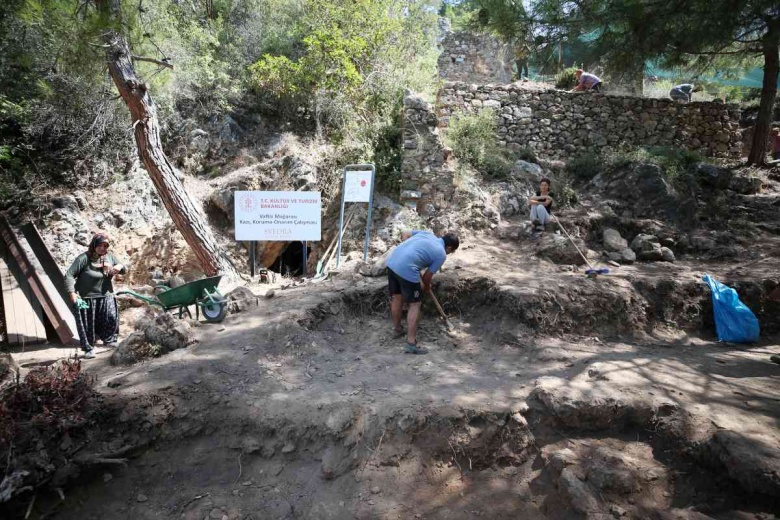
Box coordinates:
[360,180,367,187]
[238,194,254,212]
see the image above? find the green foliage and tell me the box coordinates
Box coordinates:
[446,109,497,166]
[440,1,474,30]
[555,67,579,90]
[247,0,439,187]
[567,146,707,184]
[446,109,513,180]
[374,120,403,193]
[514,147,538,164]
[554,182,578,210]
[566,153,604,181]
[463,0,530,43]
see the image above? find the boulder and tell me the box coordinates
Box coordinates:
[51,196,79,212]
[630,234,664,262]
[602,228,628,252]
[559,468,605,516]
[402,90,431,111]
[728,175,762,195]
[284,157,317,190]
[0,353,19,386]
[589,162,681,221]
[660,246,676,262]
[695,163,733,189]
[208,188,235,218]
[226,286,259,314]
[358,250,391,277]
[689,235,716,252]
[216,114,245,143]
[586,447,641,495]
[510,160,544,182]
[537,234,587,266]
[111,312,194,365]
[620,248,636,264]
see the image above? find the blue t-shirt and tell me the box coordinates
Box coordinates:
[386,231,447,283]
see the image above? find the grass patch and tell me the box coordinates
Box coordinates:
[566,146,708,184]
[446,109,537,181]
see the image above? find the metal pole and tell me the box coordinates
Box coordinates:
[249,241,256,278]
[335,169,347,268]
[363,164,376,262]
[302,241,308,276]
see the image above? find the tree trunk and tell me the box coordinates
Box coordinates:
[104,33,238,278]
[747,28,779,166]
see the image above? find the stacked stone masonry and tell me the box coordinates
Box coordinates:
[400,92,456,214]
[437,82,742,160]
[437,32,512,85]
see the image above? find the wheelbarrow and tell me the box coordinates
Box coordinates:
[117,275,228,323]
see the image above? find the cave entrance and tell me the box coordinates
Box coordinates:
[270,241,310,277]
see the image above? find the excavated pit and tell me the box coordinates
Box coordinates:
[23,398,779,520]
[5,272,780,519]
[304,273,780,340]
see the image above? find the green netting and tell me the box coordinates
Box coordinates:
[645,62,773,89]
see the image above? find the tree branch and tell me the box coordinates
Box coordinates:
[130,55,174,70]
[684,49,760,56]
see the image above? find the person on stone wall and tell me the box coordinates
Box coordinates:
[669,83,702,103]
[514,40,532,81]
[65,233,127,359]
[572,69,602,92]
[771,127,780,161]
[529,177,554,232]
[386,230,460,355]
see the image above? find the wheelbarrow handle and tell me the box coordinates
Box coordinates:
[116,290,165,308]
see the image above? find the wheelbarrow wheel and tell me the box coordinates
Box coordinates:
[202,300,228,323]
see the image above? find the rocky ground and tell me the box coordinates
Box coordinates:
[3,201,780,519]
[2,97,780,518]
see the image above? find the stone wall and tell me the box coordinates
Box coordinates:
[437,32,512,85]
[437,82,742,160]
[400,91,456,214]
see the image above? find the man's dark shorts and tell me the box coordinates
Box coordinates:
[388,268,422,303]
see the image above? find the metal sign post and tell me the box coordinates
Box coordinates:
[336,164,376,268]
[302,241,308,276]
[249,241,256,278]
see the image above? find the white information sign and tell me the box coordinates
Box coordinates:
[234,191,321,241]
[344,170,373,202]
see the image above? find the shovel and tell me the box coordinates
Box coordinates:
[552,215,609,278]
[427,289,455,332]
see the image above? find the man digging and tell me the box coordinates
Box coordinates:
[386,230,460,354]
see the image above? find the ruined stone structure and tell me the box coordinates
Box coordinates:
[399,92,455,213]
[401,29,744,215]
[437,83,742,160]
[437,32,512,84]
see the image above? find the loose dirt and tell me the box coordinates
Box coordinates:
[3,226,780,519]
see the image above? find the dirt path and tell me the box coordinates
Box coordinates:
[9,232,778,519]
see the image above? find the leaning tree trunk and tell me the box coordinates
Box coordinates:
[103,33,238,278]
[747,27,779,166]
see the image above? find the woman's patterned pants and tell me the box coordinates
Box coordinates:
[73,293,119,351]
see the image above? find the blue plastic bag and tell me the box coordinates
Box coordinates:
[702,274,760,343]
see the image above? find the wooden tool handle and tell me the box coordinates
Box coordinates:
[427,289,448,320]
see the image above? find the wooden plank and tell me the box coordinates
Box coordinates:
[0,217,78,346]
[0,248,19,344]
[0,243,46,345]
[21,223,70,304]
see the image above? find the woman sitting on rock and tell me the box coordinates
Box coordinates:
[65,233,127,358]
[529,177,554,233]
